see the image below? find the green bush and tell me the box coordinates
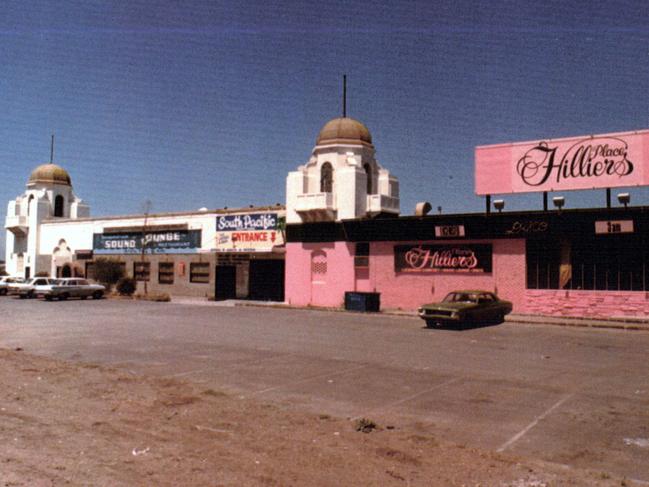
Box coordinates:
[116,277,137,296]
[94,258,125,288]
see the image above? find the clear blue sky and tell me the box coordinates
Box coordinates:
[2,0,649,256]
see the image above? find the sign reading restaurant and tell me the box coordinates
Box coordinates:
[475,129,649,195]
[395,244,492,273]
[93,229,202,254]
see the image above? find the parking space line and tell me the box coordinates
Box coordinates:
[497,393,574,452]
[252,364,369,395]
[351,377,462,421]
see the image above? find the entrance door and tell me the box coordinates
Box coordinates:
[249,260,285,301]
[215,265,237,300]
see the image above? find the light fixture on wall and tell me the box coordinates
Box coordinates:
[493,199,505,212]
[552,196,565,210]
[414,201,432,216]
[617,192,630,208]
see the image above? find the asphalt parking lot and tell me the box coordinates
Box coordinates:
[1,297,648,482]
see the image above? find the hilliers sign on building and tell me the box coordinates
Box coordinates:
[475,129,649,195]
[394,244,493,273]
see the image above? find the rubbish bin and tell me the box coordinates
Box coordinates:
[344,292,381,312]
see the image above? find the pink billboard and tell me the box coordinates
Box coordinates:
[475,129,649,195]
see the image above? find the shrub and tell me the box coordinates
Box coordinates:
[94,258,125,288]
[116,277,137,296]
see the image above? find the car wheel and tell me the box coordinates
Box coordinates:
[0,289,6,296]
[45,296,53,301]
[80,295,88,300]
[59,293,69,301]
[27,290,35,299]
[92,291,103,300]
[19,294,26,299]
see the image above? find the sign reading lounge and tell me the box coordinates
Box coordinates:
[94,230,202,254]
[475,129,648,195]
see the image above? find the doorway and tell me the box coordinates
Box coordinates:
[249,259,285,301]
[215,265,237,300]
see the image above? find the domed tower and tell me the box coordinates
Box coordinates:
[286,115,400,224]
[5,160,89,278]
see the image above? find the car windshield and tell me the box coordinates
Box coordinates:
[442,292,479,304]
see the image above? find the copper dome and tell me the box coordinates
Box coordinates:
[316,117,373,146]
[28,163,72,186]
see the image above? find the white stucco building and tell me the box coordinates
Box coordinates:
[5,163,89,278]
[5,163,286,300]
[286,117,400,224]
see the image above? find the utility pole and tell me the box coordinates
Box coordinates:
[140,200,152,295]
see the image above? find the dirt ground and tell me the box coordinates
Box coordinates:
[0,348,639,487]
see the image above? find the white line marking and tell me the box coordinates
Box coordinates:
[351,377,461,421]
[253,364,369,395]
[497,394,574,452]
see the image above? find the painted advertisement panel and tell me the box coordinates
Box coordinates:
[475,129,649,195]
[394,244,493,273]
[93,230,202,254]
[214,213,284,252]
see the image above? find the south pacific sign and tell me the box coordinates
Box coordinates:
[93,230,202,254]
[214,213,284,252]
[475,129,649,195]
[394,244,492,273]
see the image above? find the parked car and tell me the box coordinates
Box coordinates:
[0,276,25,295]
[8,277,58,298]
[418,290,512,328]
[43,278,106,301]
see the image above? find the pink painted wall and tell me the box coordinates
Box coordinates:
[370,239,526,310]
[285,241,356,307]
[475,129,649,195]
[286,239,527,312]
[286,238,649,318]
[524,290,649,319]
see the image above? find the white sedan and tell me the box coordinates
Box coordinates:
[43,278,106,301]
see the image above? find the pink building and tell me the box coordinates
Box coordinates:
[286,121,649,319]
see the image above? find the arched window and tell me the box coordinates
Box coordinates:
[364,163,374,194]
[27,195,34,216]
[54,195,64,217]
[320,163,333,193]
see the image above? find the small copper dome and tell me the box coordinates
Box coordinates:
[316,117,373,146]
[28,163,72,186]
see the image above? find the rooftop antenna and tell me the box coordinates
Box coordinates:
[342,74,347,118]
[50,134,54,164]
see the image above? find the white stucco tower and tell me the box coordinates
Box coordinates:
[4,163,89,277]
[286,117,400,224]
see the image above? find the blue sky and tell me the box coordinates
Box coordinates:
[2,0,649,255]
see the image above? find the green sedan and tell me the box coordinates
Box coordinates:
[418,290,512,328]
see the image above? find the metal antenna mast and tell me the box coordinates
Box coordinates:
[342,74,347,118]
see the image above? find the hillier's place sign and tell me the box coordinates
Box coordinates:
[394,244,492,273]
[516,137,634,187]
[475,129,649,195]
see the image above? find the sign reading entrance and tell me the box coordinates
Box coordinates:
[395,244,492,273]
[215,212,284,252]
[93,230,202,254]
